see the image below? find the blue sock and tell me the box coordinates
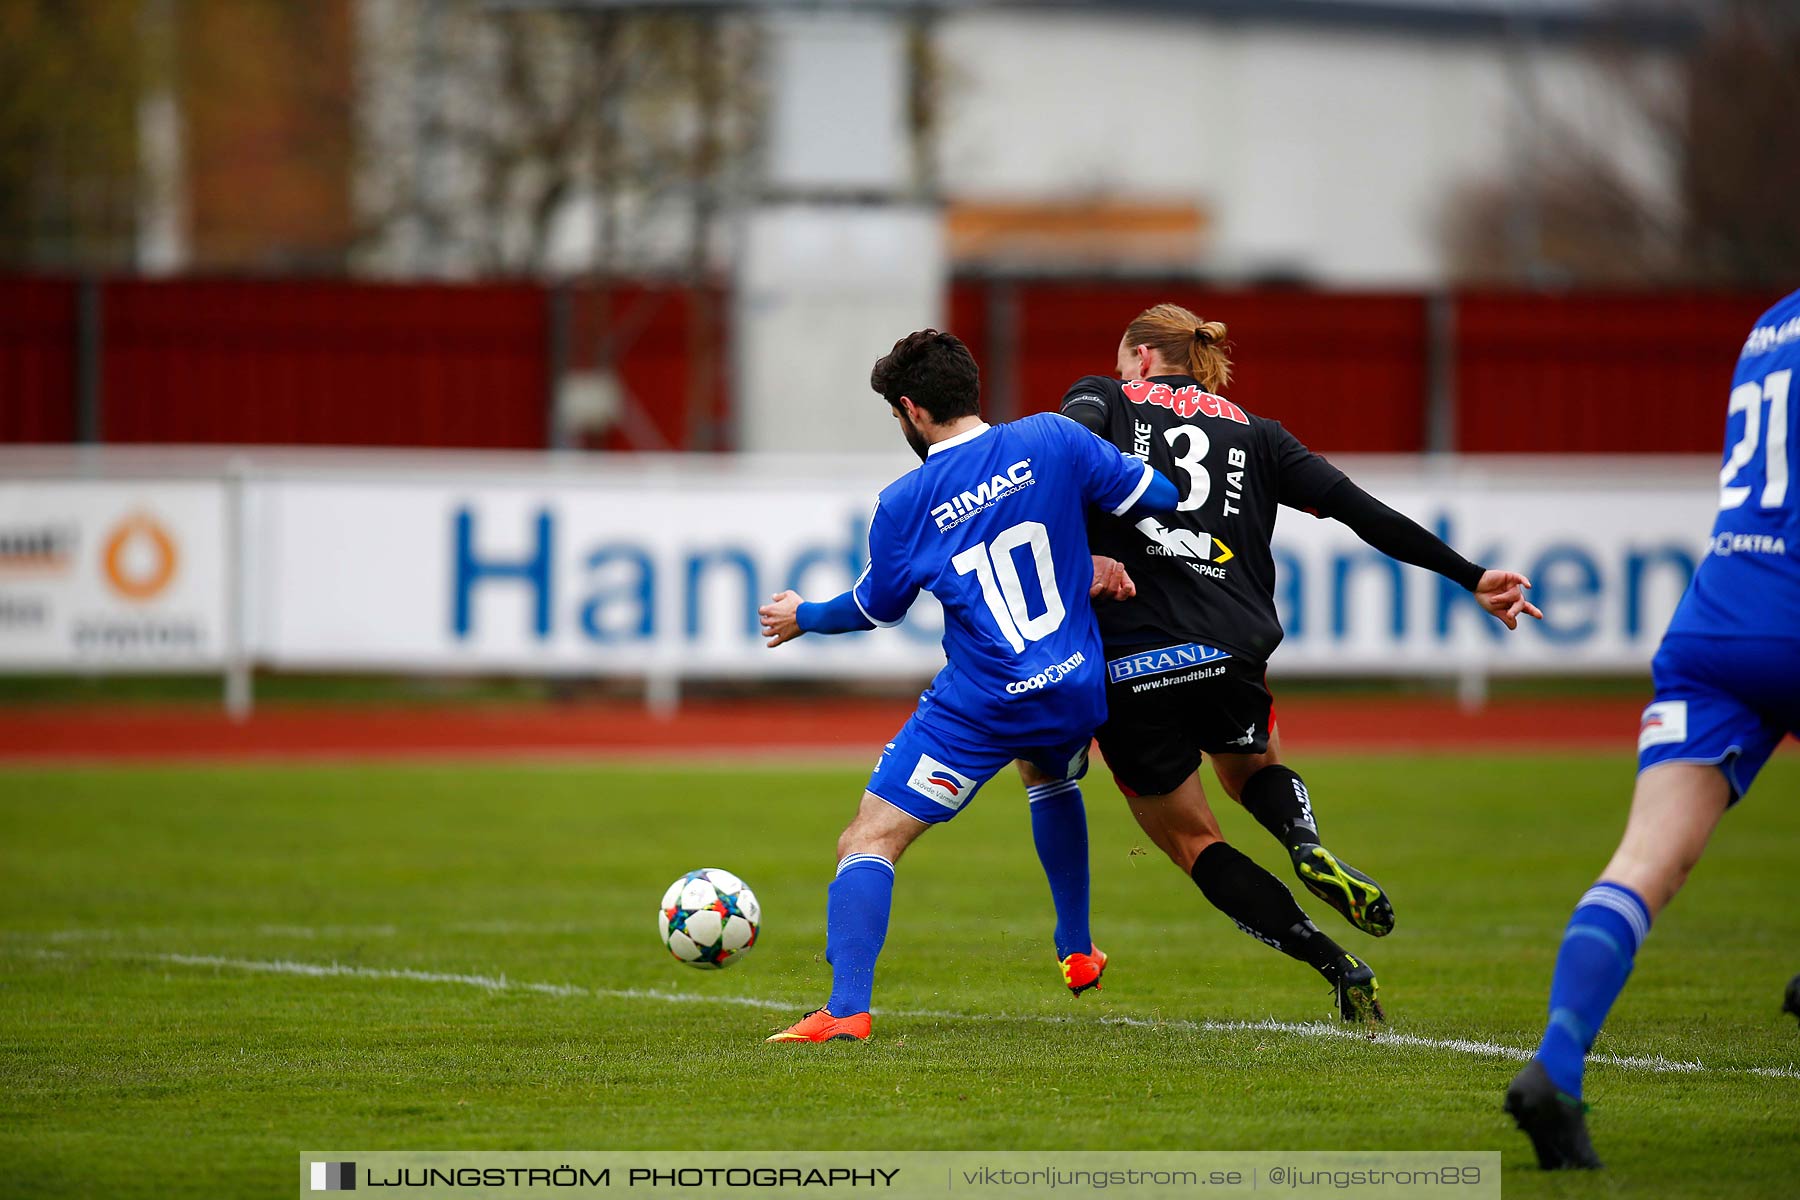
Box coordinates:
[825,854,895,1016]
[1534,881,1652,1098]
[1027,780,1092,960]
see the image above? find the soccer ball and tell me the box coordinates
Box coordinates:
[658,868,760,969]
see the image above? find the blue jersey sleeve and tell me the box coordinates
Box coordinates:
[1044,412,1167,516]
[1132,470,1179,516]
[796,591,875,635]
[850,499,918,627]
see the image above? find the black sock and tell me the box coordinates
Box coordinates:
[1190,841,1347,981]
[1239,765,1319,851]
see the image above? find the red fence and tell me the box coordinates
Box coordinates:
[951,282,1431,452]
[1453,291,1778,453]
[0,278,78,443]
[1,276,1782,453]
[566,284,728,452]
[100,279,550,448]
[0,277,727,452]
[950,283,1785,454]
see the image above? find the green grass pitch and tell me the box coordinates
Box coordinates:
[2,753,1797,1197]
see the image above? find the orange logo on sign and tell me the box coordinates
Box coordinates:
[102,513,178,601]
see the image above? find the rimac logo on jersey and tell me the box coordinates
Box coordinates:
[907,755,977,811]
[1638,701,1688,751]
[1123,380,1249,425]
[1107,642,1231,683]
[930,459,1035,531]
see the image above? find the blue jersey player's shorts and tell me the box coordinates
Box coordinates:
[866,714,1092,824]
[1638,633,1800,802]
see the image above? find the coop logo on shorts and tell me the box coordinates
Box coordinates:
[101,512,179,602]
[907,754,977,811]
[1638,700,1688,750]
[309,1161,356,1191]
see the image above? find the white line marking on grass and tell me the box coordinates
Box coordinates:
[29,949,1791,1083]
[151,953,595,999]
[4,924,401,944]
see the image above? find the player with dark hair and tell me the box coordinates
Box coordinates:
[1042,303,1542,1020]
[757,329,1179,1043]
[1505,288,1800,1169]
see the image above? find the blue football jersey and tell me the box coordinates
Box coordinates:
[1666,288,1800,641]
[854,413,1156,746]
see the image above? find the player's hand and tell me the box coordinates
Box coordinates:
[1089,555,1136,601]
[1474,569,1543,630]
[758,590,806,648]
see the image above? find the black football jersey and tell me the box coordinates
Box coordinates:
[1063,373,1347,661]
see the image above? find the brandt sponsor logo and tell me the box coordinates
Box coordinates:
[1107,642,1231,684]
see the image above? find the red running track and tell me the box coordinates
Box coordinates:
[0,696,1657,767]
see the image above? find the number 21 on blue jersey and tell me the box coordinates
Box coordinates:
[1721,368,1791,511]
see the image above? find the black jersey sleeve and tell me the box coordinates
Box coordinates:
[1270,422,1349,512]
[1314,478,1486,592]
[1060,375,1116,434]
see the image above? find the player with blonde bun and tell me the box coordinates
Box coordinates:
[1039,302,1542,1021]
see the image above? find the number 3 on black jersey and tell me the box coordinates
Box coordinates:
[1164,425,1212,511]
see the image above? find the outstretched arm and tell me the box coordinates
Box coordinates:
[761,499,918,648]
[759,589,876,647]
[1315,478,1543,630]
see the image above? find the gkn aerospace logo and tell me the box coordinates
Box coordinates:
[1135,516,1234,579]
[931,459,1034,531]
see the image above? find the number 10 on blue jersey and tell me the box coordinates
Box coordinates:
[952,520,1066,653]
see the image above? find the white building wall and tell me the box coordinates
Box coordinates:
[933,13,1679,285]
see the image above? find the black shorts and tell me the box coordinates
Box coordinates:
[1093,643,1273,797]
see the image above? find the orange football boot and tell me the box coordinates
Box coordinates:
[1059,944,1108,995]
[765,1008,872,1043]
